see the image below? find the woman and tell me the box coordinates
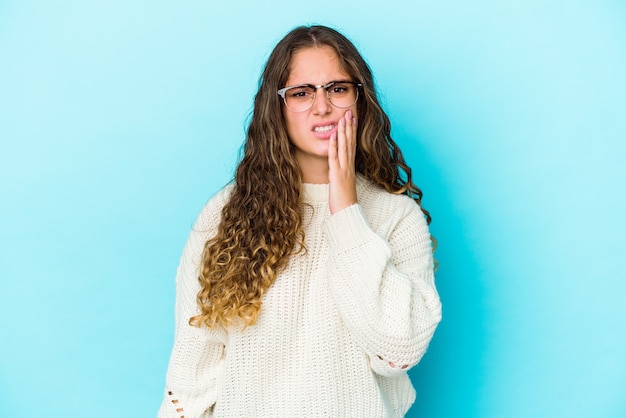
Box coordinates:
[158,25,441,418]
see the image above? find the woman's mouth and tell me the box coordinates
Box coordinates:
[312,123,337,138]
[313,124,335,133]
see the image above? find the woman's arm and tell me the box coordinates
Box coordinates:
[323,199,441,377]
[158,191,230,418]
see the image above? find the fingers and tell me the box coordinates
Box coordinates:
[337,117,347,168]
[346,110,356,165]
[336,109,355,170]
[328,131,338,167]
[327,109,358,214]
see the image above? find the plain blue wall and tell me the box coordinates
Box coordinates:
[1,1,625,417]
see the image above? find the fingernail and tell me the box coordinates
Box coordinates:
[353,117,357,125]
[346,110,353,119]
[339,118,345,126]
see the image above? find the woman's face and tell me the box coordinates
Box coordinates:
[282,46,358,178]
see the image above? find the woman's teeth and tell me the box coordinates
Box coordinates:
[314,125,334,133]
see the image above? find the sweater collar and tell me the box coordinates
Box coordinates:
[301,175,368,204]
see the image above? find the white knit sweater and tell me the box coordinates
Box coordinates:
[158,176,441,418]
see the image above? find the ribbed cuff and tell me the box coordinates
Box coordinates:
[323,204,391,259]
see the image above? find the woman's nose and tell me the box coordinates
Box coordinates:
[311,88,331,115]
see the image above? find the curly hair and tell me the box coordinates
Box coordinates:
[190,25,432,330]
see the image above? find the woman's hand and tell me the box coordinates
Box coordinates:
[328,109,358,214]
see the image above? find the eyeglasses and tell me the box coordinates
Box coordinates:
[277,80,363,112]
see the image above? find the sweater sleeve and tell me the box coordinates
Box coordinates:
[323,200,441,377]
[158,193,229,418]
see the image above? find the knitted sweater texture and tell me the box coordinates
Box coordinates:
[158,176,442,418]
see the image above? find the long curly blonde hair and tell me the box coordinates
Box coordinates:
[190,25,432,330]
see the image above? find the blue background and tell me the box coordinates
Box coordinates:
[1,1,625,417]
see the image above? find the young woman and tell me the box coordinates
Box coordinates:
[158,25,441,418]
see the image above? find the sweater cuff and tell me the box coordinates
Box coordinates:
[323,204,391,257]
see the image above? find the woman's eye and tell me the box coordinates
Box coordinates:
[290,89,312,98]
[330,85,348,94]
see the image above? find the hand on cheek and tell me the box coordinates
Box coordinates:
[328,109,358,215]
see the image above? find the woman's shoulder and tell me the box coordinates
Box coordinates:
[357,175,423,214]
[204,182,235,208]
[193,182,235,230]
[356,176,431,238]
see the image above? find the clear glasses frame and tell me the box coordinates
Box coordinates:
[277,80,363,112]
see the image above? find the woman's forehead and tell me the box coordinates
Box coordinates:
[286,46,351,85]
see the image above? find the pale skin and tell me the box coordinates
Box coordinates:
[282,46,358,215]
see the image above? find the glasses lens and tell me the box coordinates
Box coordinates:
[284,85,316,112]
[328,82,359,108]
